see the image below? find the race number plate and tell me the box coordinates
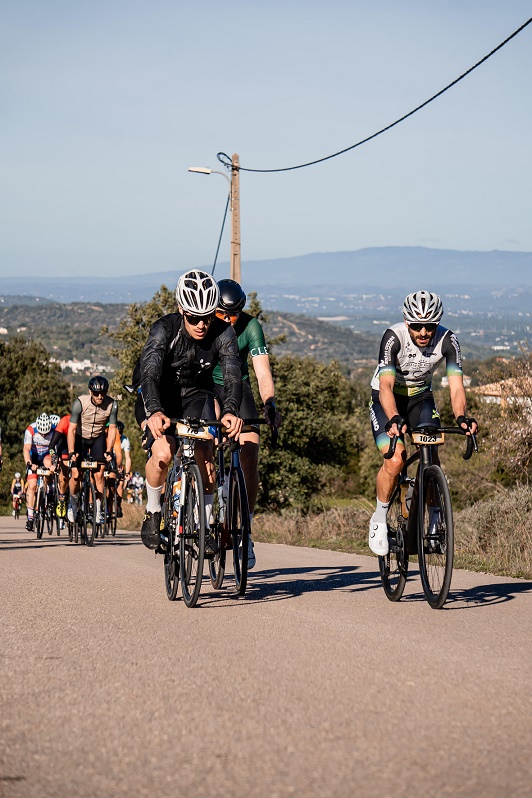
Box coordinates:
[176,423,212,440]
[411,431,445,445]
[81,460,99,469]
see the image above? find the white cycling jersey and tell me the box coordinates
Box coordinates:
[371,322,463,397]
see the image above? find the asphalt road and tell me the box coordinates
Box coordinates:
[1,515,531,798]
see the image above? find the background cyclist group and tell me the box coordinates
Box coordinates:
[8,273,476,568]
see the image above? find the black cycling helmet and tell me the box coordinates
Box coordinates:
[217,279,246,313]
[88,375,109,395]
[117,420,125,434]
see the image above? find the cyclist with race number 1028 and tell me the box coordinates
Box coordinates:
[368,290,477,556]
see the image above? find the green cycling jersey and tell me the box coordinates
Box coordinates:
[212,312,268,385]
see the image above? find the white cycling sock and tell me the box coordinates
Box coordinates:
[146,482,163,513]
[70,493,79,511]
[96,498,101,516]
[204,494,214,526]
[373,499,389,523]
[27,508,34,519]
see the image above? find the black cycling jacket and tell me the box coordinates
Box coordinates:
[140,313,242,418]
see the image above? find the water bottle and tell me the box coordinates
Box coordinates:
[217,481,227,524]
[172,476,182,517]
[400,479,414,518]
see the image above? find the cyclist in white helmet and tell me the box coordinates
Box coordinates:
[367,290,477,556]
[138,269,243,551]
[23,412,55,531]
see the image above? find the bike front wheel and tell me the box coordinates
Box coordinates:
[418,464,454,609]
[229,468,250,596]
[179,464,205,608]
[83,481,97,547]
[379,484,409,601]
[35,488,44,539]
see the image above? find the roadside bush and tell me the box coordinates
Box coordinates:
[455,484,532,579]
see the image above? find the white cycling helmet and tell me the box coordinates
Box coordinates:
[35,412,52,435]
[15,472,21,479]
[403,290,443,324]
[176,270,219,316]
[49,414,60,426]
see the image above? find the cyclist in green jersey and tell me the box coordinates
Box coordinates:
[212,280,282,569]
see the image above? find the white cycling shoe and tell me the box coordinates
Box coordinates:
[240,537,256,570]
[368,515,389,556]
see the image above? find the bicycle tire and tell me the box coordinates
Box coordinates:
[83,480,97,547]
[109,491,117,536]
[208,478,226,589]
[418,464,454,609]
[45,487,55,536]
[379,484,409,601]
[68,520,74,542]
[230,468,250,596]
[162,469,179,601]
[179,464,205,608]
[35,487,44,539]
[209,520,226,590]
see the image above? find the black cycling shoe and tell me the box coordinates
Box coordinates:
[141,511,162,549]
[26,518,34,532]
[204,530,219,558]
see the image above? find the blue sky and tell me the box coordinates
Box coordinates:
[1,1,531,278]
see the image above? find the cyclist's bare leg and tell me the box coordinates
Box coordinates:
[376,442,406,504]
[195,439,215,495]
[145,434,175,488]
[26,477,37,510]
[239,432,259,513]
[58,461,69,495]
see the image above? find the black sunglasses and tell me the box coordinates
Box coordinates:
[184,312,214,326]
[91,391,107,397]
[408,322,438,332]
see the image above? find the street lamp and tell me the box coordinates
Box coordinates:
[188,153,241,282]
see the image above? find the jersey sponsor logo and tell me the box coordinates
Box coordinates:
[382,335,395,364]
[450,333,462,368]
[250,346,269,357]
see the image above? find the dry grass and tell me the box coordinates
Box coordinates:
[117,502,145,532]
[454,484,532,579]
[253,490,532,580]
[252,504,372,556]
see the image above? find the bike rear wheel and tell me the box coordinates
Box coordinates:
[179,464,205,608]
[230,468,250,596]
[83,480,97,547]
[162,471,179,601]
[418,464,454,609]
[379,484,409,601]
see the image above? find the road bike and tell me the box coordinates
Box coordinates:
[161,418,211,608]
[33,468,56,539]
[379,424,478,609]
[98,458,118,538]
[208,419,271,596]
[12,493,24,521]
[72,457,100,546]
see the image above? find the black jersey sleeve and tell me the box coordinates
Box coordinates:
[216,325,242,416]
[140,316,174,417]
[442,330,463,377]
[377,329,401,380]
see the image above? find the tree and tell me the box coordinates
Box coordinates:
[253,355,358,510]
[103,285,177,473]
[0,336,71,502]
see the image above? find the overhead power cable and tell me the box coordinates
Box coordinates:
[211,193,230,276]
[217,17,532,174]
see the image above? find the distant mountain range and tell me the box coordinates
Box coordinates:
[1,247,531,304]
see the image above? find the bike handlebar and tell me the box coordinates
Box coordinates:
[383,426,478,461]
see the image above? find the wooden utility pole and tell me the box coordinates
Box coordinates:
[230,153,241,282]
